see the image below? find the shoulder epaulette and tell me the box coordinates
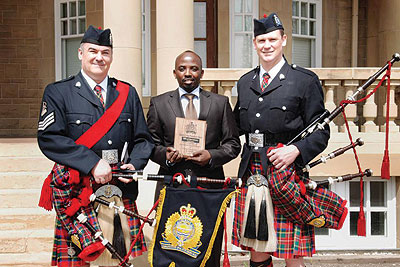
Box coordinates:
[54,75,75,84]
[240,66,259,80]
[291,64,315,77]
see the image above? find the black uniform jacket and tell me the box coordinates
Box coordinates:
[146,88,241,182]
[37,72,154,200]
[234,61,330,178]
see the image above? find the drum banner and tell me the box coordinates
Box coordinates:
[148,186,236,267]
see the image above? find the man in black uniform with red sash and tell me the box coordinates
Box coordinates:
[37,26,154,266]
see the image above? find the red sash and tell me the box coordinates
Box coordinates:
[38,80,130,210]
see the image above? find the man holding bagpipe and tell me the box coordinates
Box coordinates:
[232,13,347,267]
[37,26,154,266]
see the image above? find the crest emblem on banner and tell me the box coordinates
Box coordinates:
[160,204,203,258]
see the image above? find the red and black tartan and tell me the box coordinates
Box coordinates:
[232,153,315,258]
[50,164,146,266]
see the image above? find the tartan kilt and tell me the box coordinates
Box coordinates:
[51,198,147,266]
[232,154,315,259]
[50,164,146,266]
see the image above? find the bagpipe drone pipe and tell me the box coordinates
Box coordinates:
[279,53,400,236]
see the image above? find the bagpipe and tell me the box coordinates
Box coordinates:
[239,53,400,251]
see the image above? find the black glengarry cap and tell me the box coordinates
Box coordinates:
[81,25,113,47]
[254,13,284,37]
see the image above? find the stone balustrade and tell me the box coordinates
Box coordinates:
[201,67,400,134]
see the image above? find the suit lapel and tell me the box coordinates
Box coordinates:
[75,72,103,108]
[168,89,184,118]
[105,79,119,109]
[198,89,211,120]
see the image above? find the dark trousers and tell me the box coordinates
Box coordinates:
[205,220,224,267]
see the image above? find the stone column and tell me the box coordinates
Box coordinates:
[156,0,194,95]
[103,0,142,97]
[323,80,340,133]
[342,80,359,133]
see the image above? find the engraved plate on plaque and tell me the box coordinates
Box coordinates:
[174,117,207,157]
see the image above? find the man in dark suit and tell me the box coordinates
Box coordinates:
[146,50,241,266]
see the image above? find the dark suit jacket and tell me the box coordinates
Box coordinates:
[147,88,241,182]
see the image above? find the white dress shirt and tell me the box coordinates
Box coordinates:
[81,70,109,104]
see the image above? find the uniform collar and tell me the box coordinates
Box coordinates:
[259,57,285,84]
[81,69,109,92]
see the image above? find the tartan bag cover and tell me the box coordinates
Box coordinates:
[148,186,236,267]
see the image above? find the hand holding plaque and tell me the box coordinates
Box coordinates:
[174,117,207,157]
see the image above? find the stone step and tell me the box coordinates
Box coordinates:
[0,252,51,266]
[0,229,53,254]
[0,208,55,231]
[0,172,48,190]
[0,157,53,172]
[0,189,41,208]
[0,138,43,157]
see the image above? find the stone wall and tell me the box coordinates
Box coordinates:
[0,0,54,137]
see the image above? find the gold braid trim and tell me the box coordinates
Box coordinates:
[199,189,238,267]
[148,186,166,267]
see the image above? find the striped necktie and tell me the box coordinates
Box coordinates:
[261,73,270,92]
[94,85,105,107]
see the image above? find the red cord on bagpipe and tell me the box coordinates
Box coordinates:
[338,60,392,236]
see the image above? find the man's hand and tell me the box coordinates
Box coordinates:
[91,159,112,184]
[267,145,300,171]
[166,147,184,163]
[187,150,211,166]
[117,163,136,184]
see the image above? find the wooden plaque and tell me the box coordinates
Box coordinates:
[174,117,207,157]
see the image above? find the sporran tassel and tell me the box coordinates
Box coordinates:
[244,189,257,239]
[112,210,127,258]
[257,189,268,241]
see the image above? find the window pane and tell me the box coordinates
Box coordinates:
[310,3,316,19]
[350,211,364,236]
[244,15,252,31]
[70,19,77,35]
[78,18,86,34]
[301,2,308,18]
[244,0,252,13]
[61,3,67,18]
[61,20,68,36]
[235,15,243,32]
[235,0,243,13]
[69,1,77,17]
[194,2,206,38]
[292,19,299,34]
[78,1,85,16]
[309,21,315,36]
[371,212,385,235]
[350,181,365,207]
[292,37,311,67]
[292,1,299,17]
[233,34,252,68]
[300,19,308,35]
[64,38,81,78]
[194,40,207,68]
[370,181,386,207]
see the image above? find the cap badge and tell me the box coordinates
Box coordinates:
[273,14,282,27]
